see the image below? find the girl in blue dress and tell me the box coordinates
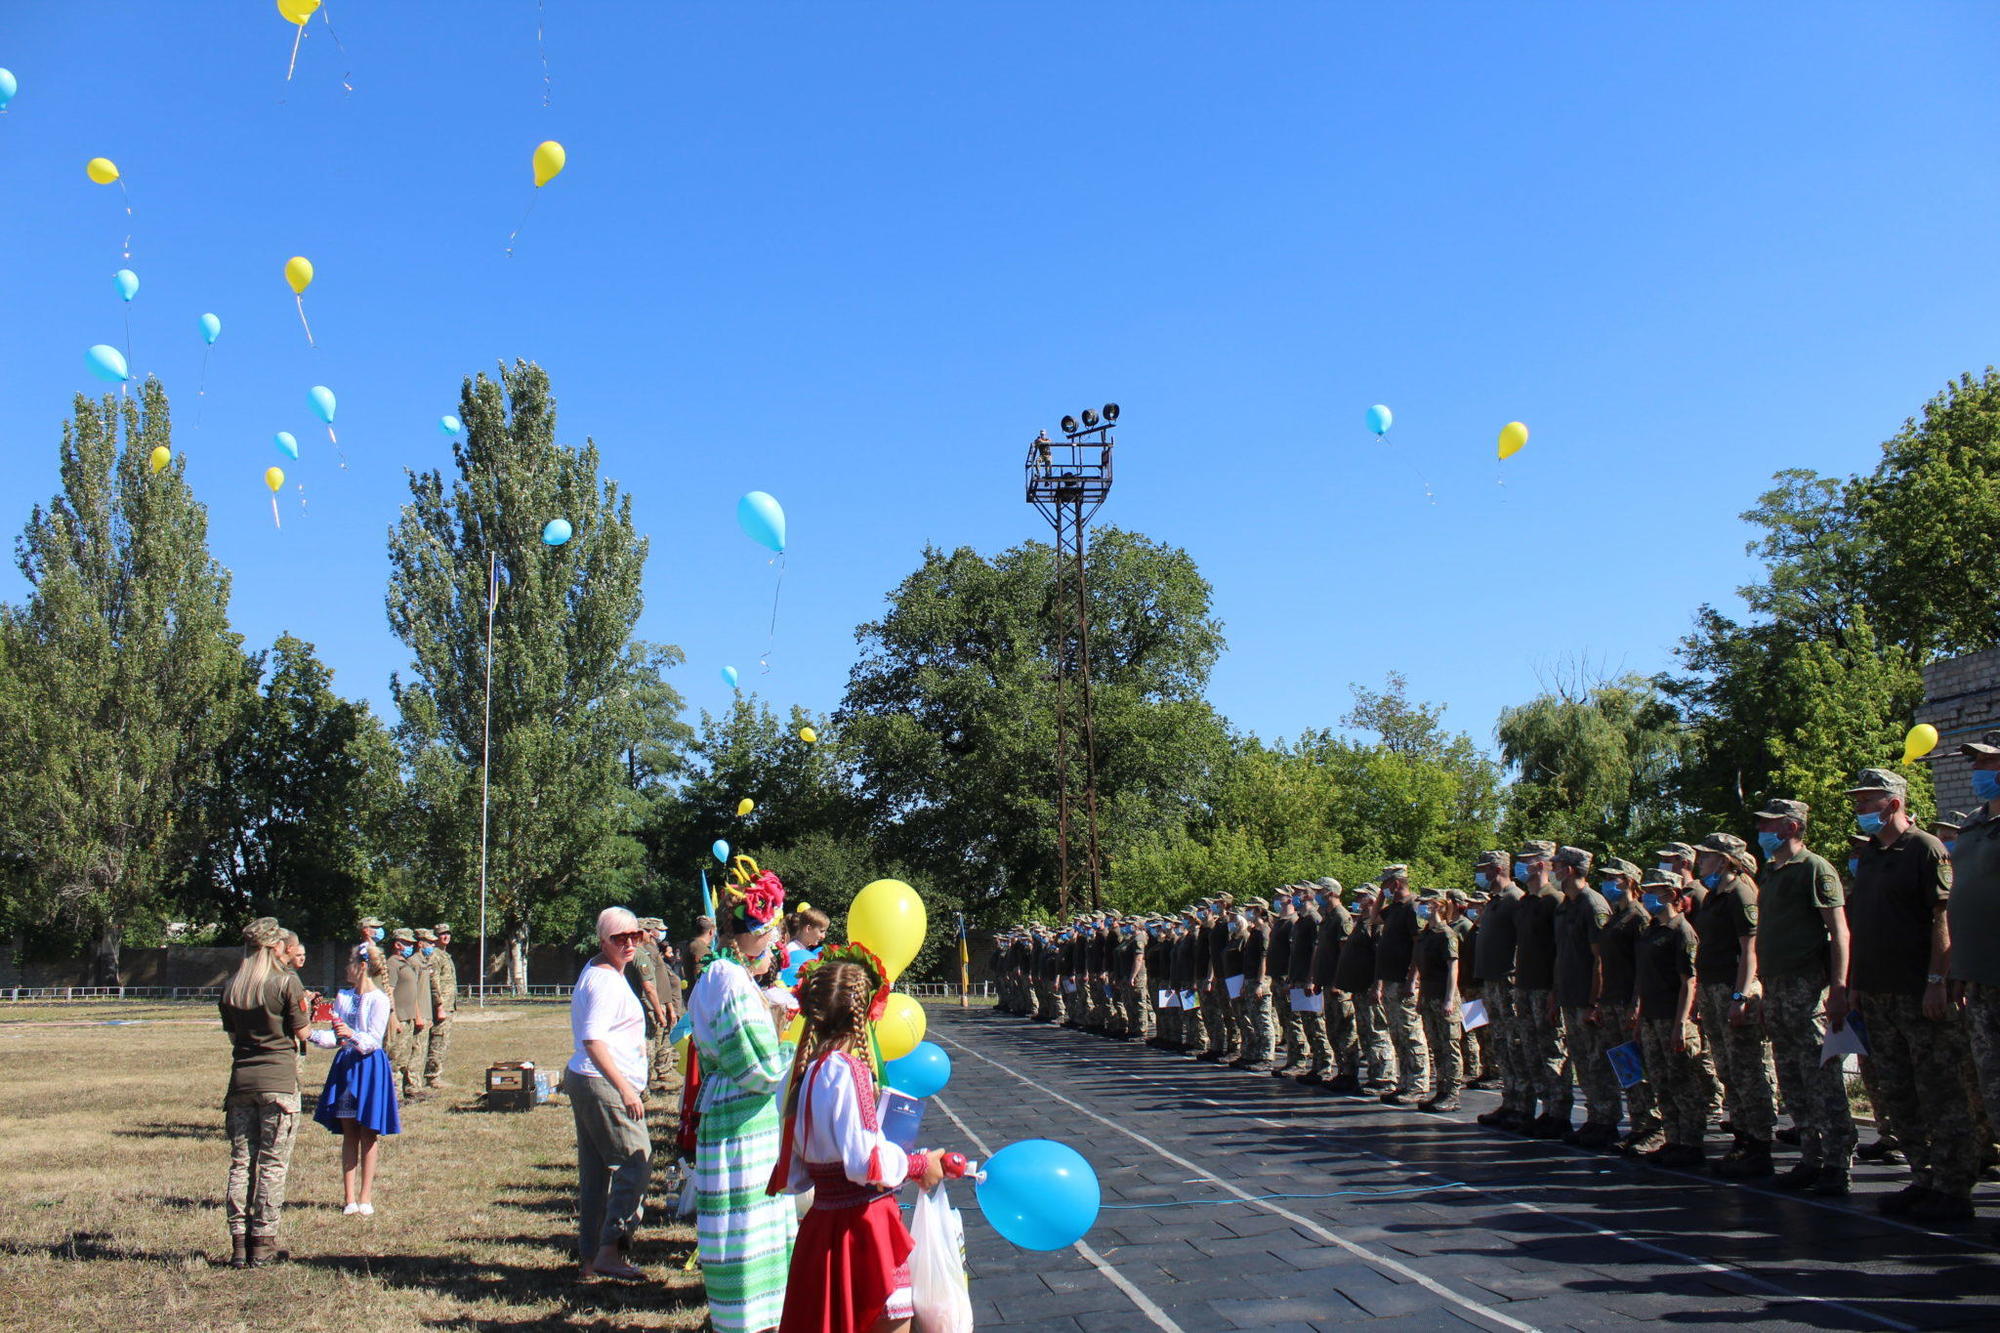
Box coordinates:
[308,943,401,1215]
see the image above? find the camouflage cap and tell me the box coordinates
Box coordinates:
[1844,767,1908,798]
[433,922,453,934]
[1213,892,1236,907]
[1379,864,1410,883]
[1753,797,1810,823]
[1956,728,2000,759]
[1554,845,1593,872]
[414,928,437,943]
[243,916,285,947]
[358,915,383,929]
[1243,896,1270,911]
[1600,857,1642,880]
[1698,832,1748,855]
[1474,850,1511,871]
[1933,811,1970,834]
[390,927,417,943]
[1654,842,1696,862]
[1516,840,1556,861]
[1442,888,1470,905]
[1314,876,1342,892]
[1640,869,1680,890]
[1416,887,1442,900]
[638,917,665,932]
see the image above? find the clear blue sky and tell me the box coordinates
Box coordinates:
[3,4,1995,756]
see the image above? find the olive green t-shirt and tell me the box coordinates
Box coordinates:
[1947,807,2000,987]
[1757,850,1844,983]
[220,971,308,1098]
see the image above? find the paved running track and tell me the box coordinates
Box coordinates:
[925,1005,2000,1333]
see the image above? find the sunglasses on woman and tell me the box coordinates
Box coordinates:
[608,930,646,945]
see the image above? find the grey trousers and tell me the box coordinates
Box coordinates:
[564,1067,651,1259]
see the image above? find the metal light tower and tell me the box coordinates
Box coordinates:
[1025,403,1119,917]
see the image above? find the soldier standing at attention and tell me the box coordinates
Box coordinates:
[1634,870,1709,1168]
[386,929,432,1101]
[1753,796,1857,1193]
[1848,767,1974,1218]
[1552,847,1617,1148]
[1375,867,1428,1106]
[423,924,458,1090]
[1414,890,1463,1113]
[1033,927,1063,1023]
[1691,833,1777,1179]
[357,915,385,955]
[1473,851,1530,1131]
[1452,890,1490,1089]
[1204,896,1239,1062]
[1172,911,1203,1053]
[1513,841,1570,1139]
[1945,730,2000,1241]
[1659,840,1725,1116]
[630,917,675,1092]
[1311,880,1359,1091]
[1117,915,1150,1042]
[1234,898,1276,1071]
[1287,886,1325,1083]
[1144,917,1174,1048]
[1269,890,1304,1072]
[1339,886,1395,1094]
[1596,860,1662,1154]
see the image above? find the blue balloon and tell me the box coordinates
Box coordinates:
[198,313,222,345]
[307,385,336,425]
[736,490,787,553]
[0,69,17,110]
[542,518,573,547]
[85,344,129,383]
[711,839,730,863]
[113,269,139,302]
[884,1041,952,1099]
[1366,403,1393,437]
[976,1139,1099,1250]
[439,414,462,436]
[274,431,299,460]
[721,665,739,689]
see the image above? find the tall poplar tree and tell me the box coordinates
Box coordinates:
[0,381,248,981]
[386,361,668,990]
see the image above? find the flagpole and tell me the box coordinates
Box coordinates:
[478,549,496,1008]
[957,911,969,1008]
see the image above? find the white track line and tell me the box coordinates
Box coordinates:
[932,1093,1185,1333]
[935,1033,1542,1333]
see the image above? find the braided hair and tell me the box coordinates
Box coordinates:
[781,961,876,1124]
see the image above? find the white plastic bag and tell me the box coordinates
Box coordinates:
[910,1182,975,1333]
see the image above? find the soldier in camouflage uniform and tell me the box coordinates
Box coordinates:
[1143,917,1173,1046]
[1117,915,1151,1041]
[1635,869,1709,1168]
[1201,896,1238,1061]
[1947,731,2000,1240]
[1552,847,1618,1149]
[423,924,458,1089]
[1033,927,1064,1023]
[1375,866,1429,1106]
[1513,841,1571,1138]
[1690,832,1778,1179]
[1310,879,1358,1089]
[1171,910,1204,1052]
[1286,885,1326,1083]
[1414,890,1463,1112]
[385,928,432,1099]
[1341,886,1397,1093]
[1472,851,1532,1131]
[1595,860,1663,1154]
[1269,889,1305,1071]
[623,918,672,1094]
[1660,839,1726,1119]
[1232,897,1276,1070]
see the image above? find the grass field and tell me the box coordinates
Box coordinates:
[0,1001,709,1332]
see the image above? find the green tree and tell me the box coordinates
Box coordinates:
[1497,671,1691,853]
[0,382,249,981]
[386,361,675,990]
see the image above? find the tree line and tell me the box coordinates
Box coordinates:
[4,363,1996,984]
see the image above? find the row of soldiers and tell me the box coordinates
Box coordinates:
[355,917,459,1099]
[994,754,2000,1234]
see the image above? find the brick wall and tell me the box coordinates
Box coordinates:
[1917,647,2000,818]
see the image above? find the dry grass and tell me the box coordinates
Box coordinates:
[0,1001,708,1332]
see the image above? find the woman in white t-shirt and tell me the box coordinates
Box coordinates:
[564,906,652,1281]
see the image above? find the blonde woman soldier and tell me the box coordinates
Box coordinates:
[220,917,311,1269]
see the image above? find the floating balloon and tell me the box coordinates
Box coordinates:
[884,1041,951,1099]
[976,1140,1100,1251]
[439,414,462,436]
[721,665,740,689]
[1365,404,1393,438]
[285,257,316,346]
[533,140,567,187]
[1497,421,1529,460]
[198,313,222,345]
[265,466,286,528]
[85,344,129,383]
[274,431,299,460]
[736,491,787,553]
[783,1012,803,1044]
[736,798,754,817]
[307,385,335,424]
[874,992,927,1062]
[148,446,170,475]
[1902,723,1940,764]
[86,157,120,186]
[847,878,925,983]
[542,518,572,546]
[113,269,139,302]
[0,68,17,111]
[799,726,817,744]
[276,0,320,22]
[711,839,730,863]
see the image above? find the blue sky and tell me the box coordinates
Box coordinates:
[2,3,1995,757]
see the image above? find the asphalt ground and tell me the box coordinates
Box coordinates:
[925,1005,2000,1333]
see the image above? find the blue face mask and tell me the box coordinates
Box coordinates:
[1848,858,1860,877]
[1466,908,1481,922]
[1701,871,1722,889]
[1943,841,1956,858]
[1973,769,2000,802]
[1512,862,1531,882]
[1415,904,1433,922]
[1601,882,1625,902]
[1196,909,1209,920]
[1473,870,1491,890]
[1641,893,1666,916]
[398,944,413,958]
[421,945,434,955]
[1855,811,1884,836]
[1756,831,1783,858]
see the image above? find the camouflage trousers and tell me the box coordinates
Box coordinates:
[1035,980,1064,1022]
[1380,982,1427,1093]
[225,1091,300,1238]
[1204,987,1237,1055]
[1419,996,1462,1095]
[387,1019,429,1093]
[1121,982,1152,1039]
[1484,981,1531,1113]
[1764,974,1856,1167]
[1355,994,1396,1085]
[1086,981,1113,1032]
[1697,982,1774,1139]
[1459,987,1489,1080]
[1640,1018,1708,1146]
[1518,988,1571,1115]
[1300,991,1334,1073]
[1274,989,1306,1066]
[1600,1002,1660,1136]
[1857,990,1980,1197]
[1236,987,1275,1062]
[1562,1006,1622,1126]
[423,1013,453,1086]
[1323,990,1360,1076]
[1966,983,2000,1156]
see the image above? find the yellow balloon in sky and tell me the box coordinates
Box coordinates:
[265,467,286,493]
[533,140,567,188]
[1902,723,1940,764]
[1497,421,1529,461]
[737,798,755,817]
[874,992,926,1062]
[148,446,170,475]
[284,256,314,295]
[275,0,321,24]
[846,878,925,982]
[799,727,818,744]
[86,157,120,185]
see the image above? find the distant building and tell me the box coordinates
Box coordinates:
[1917,647,2000,816]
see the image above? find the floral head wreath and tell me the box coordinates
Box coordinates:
[722,855,785,935]
[794,940,894,1023]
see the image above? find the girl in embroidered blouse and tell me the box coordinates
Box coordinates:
[771,960,954,1333]
[307,943,401,1215]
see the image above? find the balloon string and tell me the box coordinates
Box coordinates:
[196,345,210,428]
[298,483,308,515]
[271,494,282,530]
[295,294,316,348]
[760,553,785,673]
[118,181,132,260]
[286,24,304,81]
[319,4,354,93]
[327,424,347,470]
[505,194,538,257]
[123,306,132,374]
[537,0,553,106]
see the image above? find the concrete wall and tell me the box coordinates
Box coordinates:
[1917,647,2000,818]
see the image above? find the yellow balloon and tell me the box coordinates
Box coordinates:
[874,993,926,1062]
[1497,421,1529,461]
[675,1033,692,1070]
[148,446,170,475]
[265,467,286,493]
[275,0,320,23]
[783,1013,803,1044]
[737,798,755,817]
[1902,723,1940,764]
[799,727,818,744]
[284,255,314,295]
[86,157,120,186]
[533,140,567,188]
[846,878,925,982]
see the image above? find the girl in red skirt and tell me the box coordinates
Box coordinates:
[769,955,952,1333]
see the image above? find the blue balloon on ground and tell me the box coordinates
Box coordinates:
[114,269,139,302]
[884,1042,952,1099]
[542,518,572,546]
[721,665,739,689]
[736,490,787,553]
[274,431,299,460]
[1366,403,1393,437]
[307,385,336,424]
[976,1139,1099,1250]
[199,313,222,345]
[711,839,730,863]
[439,414,461,436]
[85,344,129,383]
[0,69,17,110]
